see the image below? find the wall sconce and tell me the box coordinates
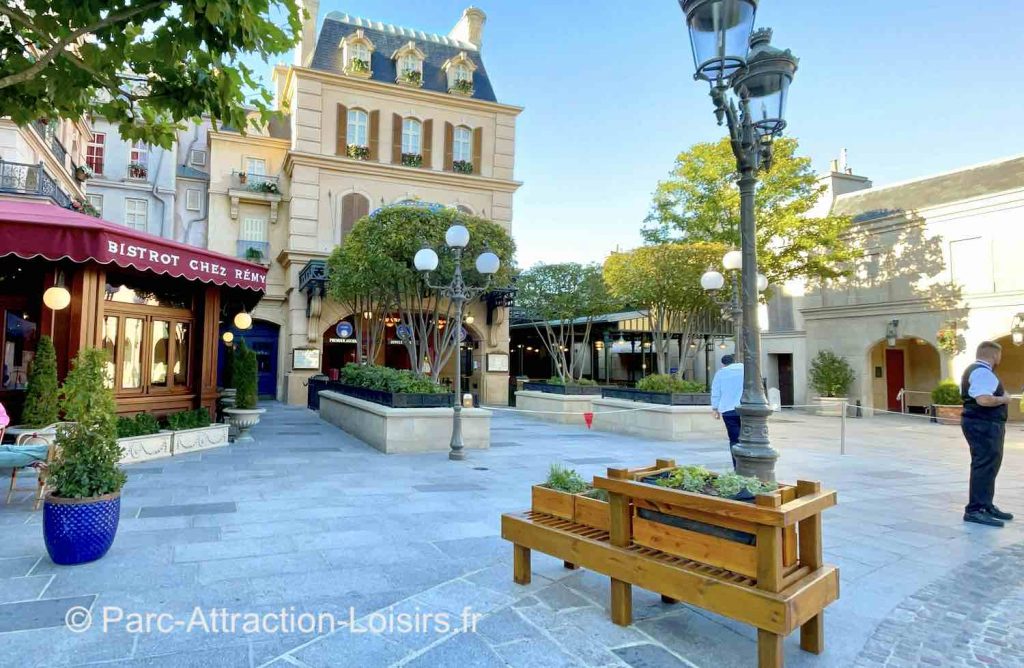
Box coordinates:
[886,319,899,347]
[1012,313,1024,347]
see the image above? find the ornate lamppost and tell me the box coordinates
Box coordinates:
[679,0,799,481]
[413,223,501,461]
[701,249,768,357]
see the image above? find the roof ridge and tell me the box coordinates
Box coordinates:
[324,11,478,51]
[836,152,1024,201]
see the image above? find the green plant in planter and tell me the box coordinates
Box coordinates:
[22,335,59,427]
[166,408,212,430]
[809,351,855,398]
[452,160,473,174]
[546,376,598,386]
[654,466,777,498]
[712,472,777,497]
[544,463,590,494]
[399,69,422,85]
[346,144,370,160]
[48,349,126,498]
[931,379,963,406]
[451,78,473,94]
[654,465,714,493]
[221,344,236,389]
[636,374,705,394]
[338,364,445,394]
[233,342,259,410]
[401,152,423,168]
[116,412,160,438]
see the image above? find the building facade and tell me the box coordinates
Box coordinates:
[206,6,523,405]
[0,117,90,210]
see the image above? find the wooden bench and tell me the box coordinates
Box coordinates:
[501,461,839,667]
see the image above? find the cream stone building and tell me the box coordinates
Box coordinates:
[763,154,1024,419]
[206,5,522,405]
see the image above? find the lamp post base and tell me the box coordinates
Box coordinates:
[731,403,778,482]
[448,448,466,461]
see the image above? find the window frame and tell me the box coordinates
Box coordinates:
[400,53,422,77]
[129,141,149,168]
[453,126,473,163]
[185,188,202,212]
[245,157,267,176]
[401,118,422,155]
[86,131,106,175]
[124,197,148,232]
[87,194,104,216]
[347,109,369,148]
[102,308,196,397]
[189,149,207,167]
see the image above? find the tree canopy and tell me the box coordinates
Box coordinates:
[642,137,857,284]
[0,0,302,148]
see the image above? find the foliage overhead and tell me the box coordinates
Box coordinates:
[22,334,58,428]
[232,342,258,410]
[0,0,303,148]
[808,350,855,398]
[642,137,858,284]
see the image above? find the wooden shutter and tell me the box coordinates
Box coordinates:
[336,104,348,155]
[422,120,433,169]
[472,127,483,175]
[391,113,402,163]
[444,122,454,172]
[368,110,380,161]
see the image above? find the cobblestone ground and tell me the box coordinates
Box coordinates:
[854,542,1024,668]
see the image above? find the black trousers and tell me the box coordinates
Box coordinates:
[961,417,1005,513]
[723,410,741,470]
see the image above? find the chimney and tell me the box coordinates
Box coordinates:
[449,7,486,49]
[294,0,320,66]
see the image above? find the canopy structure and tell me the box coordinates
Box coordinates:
[0,201,266,293]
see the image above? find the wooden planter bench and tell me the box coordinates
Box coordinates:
[501,460,839,668]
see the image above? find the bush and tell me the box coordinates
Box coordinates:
[166,408,212,431]
[49,349,126,498]
[636,374,705,394]
[116,412,161,438]
[546,376,598,386]
[221,344,235,389]
[931,380,963,406]
[233,342,258,410]
[653,465,777,498]
[544,463,590,494]
[22,335,59,427]
[338,364,446,395]
[809,351,855,398]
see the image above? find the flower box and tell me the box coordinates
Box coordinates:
[118,431,172,464]
[327,382,454,408]
[523,381,602,396]
[531,485,575,521]
[171,424,230,455]
[573,491,609,531]
[932,404,963,426]
[601,387,710,405]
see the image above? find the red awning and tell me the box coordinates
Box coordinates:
[0,201,266,292]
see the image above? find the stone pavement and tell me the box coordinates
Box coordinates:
[0,403,1021,668]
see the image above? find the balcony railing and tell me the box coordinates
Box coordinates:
[237,240,270,264]
[231,171,281,195]
[0,159,73,209]
[127,163,149,180]
[32,120,68,166]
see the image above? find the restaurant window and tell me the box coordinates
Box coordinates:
[122,317,144,390]
[2,310,38,391]
[102,316,118,389]
[86,132,105,175]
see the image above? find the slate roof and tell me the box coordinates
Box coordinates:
[833,154,1024,223]
[176,165,209,180]
[309,12,498,103]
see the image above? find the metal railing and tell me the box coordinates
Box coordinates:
[0,159,73,208]
[32,120,68,166]
[232,171,280,194]
[237,239,270,263]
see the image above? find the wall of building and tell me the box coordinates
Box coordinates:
[174,119,213,246]
[0,118,89,201]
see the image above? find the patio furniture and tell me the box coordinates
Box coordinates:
[5,425,64,510]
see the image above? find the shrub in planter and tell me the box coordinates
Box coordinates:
[45,349,126,565]
[22,335,59,428]
[547,376,598,387]
[166,408,212,431]
[223,342,264,442]
[809,351,855,398]
[116,413,160,438]
[532,463,590,521]
[338,363,446,395]
[931,379,963,424]
[636,375,705,394]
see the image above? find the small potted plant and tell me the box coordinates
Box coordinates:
[347,144,371,160]
[223,341,265,441]
[127,162,147,179]
[451,78,473,95]
[74,164,93,182]
[809,350,855,416]
[43,349,127,565]
[401,153,423,168]
[452,160,474,174]
[931,380,963,425]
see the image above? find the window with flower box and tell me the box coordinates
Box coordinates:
[86,132,105,175]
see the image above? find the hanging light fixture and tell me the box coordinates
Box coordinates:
[464,314,475,325]
[233,310,252,330]
[222,332,234,343]
[43,270,71,311]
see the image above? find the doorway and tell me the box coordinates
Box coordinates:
[221,320,279,399]
[776,354,794,407]
[885,348,905,412]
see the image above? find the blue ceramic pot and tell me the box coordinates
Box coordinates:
[43,492,121,565]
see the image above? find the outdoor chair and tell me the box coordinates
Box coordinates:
[4,424,65,510]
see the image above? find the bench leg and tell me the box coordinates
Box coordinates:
[800,613,824,654]
[513,544,531,585]
[563,561,578,570]
[610,579,632,626]
[757,629,783,668]
[660,595,678,604]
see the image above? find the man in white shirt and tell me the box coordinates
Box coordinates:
[711,354,744,469]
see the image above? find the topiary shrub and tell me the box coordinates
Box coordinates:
[636,374,705,394]
[49,349,126,498]
[809,351,855,398]
[233,342,258,410]
[221,344,236,389]
[22,335,59,427]
[931,380,963,406]
[116,413,160,438]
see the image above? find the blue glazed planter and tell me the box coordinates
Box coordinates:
[43,492,121,565]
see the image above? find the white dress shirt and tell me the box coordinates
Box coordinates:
[711,363,744,414]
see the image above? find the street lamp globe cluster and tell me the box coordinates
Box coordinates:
[680,0,799,481]
[701,251,767,357]
[414,223,500,461]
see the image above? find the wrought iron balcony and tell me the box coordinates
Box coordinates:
[32,120,67,165]
[0,159,73,209]
[299,260,327,297]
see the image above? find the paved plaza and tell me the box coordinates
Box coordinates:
[1,404,1022,667]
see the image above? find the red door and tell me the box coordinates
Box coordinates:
[885,349,905,412]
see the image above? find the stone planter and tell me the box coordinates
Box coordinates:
[118,431,172,464]
[932,404,963,426]
[590,397,718,441]
[171,424,230,455]
[515,390,595,425]
[816,397,848,417]
[326,383,454,408]
[223,408,265,442]
[601,387,710,406]
[522,382,602,396]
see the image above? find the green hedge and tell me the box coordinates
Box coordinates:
[546,376,598,386]
[636,374,705,394]
[116,412,161,438]
[931,380,962,406]
[338,364,446,394]
[166,408,212,431]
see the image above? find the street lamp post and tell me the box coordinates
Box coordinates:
[701,250,768,358]
[679,0,799,481]
[414,223,501,461]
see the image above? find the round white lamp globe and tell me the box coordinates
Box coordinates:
[475,251,500,275]
[222,332,234,343]
[723,250,743,271]
[757,273,769,292]
[445,224,470,248]
[43,286,71,311]
[233,311,252,330]
[700,271,725,291]
[414,247,439,272]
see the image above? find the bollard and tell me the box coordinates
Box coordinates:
[840,401,848,455]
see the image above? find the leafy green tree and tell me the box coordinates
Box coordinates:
[603,243,725,375]
[0,1,302,149]
[808,350,855,398]
[326,241,395,366]
[49,348,125,498]
[233,341,258,409]
[515,263,619,382]
[22,335,58,427]
[642,137,857,284]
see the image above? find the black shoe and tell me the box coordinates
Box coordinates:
[988,506,1014,521]
[964,511,1004,527]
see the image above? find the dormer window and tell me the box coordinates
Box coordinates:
[341,30,374,78]
[393,42,425,87]
[443,52,477,96]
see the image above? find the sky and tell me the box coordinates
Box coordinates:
[280,1,1024,268]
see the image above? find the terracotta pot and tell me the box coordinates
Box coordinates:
[933,404,963,426]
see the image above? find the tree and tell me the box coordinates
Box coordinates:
[326,241,395,367]
[603,242,725,375]
[329,206,515,382]
[22,335,58,427]
[642,137,857,284]
[0,1,302,149]
[233,341,258,409]
[515,263,619,382]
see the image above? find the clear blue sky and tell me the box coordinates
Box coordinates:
[288,1,1024,267]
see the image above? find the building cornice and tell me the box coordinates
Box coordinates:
[800,298,937,320]
[277,248,331,270]
[209,130,291,149]
[284,151,523,193]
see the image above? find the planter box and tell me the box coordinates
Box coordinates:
[573,493,609,531]
[171,424,230,455]
[522,382,602,396]
[601,387,710,406]
[515,390,595,425]
[118,431,172,464]
[531,485,575,521]
[932,404,963,426]
[318,390,489,454]
[590,398,718,441]
[326,382,454,408]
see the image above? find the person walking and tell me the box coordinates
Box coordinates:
[961,341,1014,527]
[711,354,744,469]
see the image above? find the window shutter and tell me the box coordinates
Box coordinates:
[472,127,483,175]
[392,114,402,163]
[336,104,348,155]
[368,110,380,161]
[422,120,433,169]
[444,122,454,172]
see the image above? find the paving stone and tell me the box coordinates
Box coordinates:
[613,643,691,667]
[0,594,96,632]
[0,555,40,578]
[137,502,237,518]
[0,574,52,603]
[535,583,592,611]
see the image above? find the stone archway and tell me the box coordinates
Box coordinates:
[866,337,941,413]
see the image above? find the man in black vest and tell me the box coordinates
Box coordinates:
[961,341,1014,527]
